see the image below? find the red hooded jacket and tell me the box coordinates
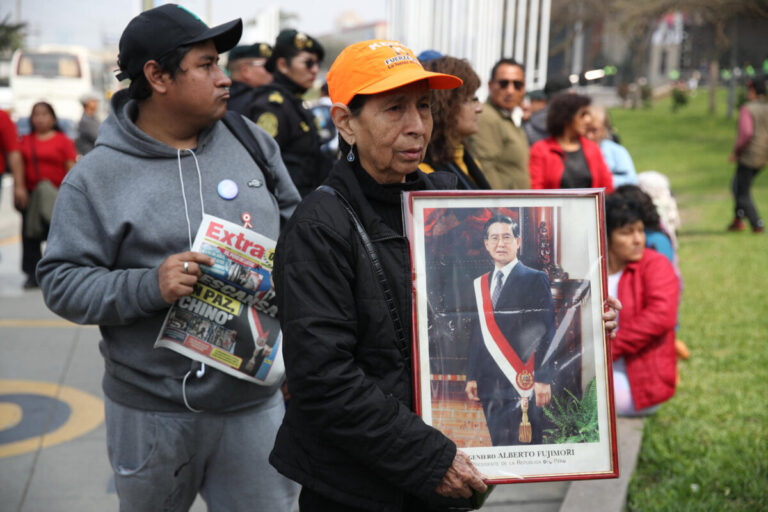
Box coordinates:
[529,136,614,192]
[613,248,679,410]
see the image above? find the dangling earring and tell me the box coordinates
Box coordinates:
[346,144,355,162]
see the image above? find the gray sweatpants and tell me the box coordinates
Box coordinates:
[105,391,299,512]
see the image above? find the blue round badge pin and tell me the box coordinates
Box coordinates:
[217,179,239,200]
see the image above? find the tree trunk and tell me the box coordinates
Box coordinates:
[708,60,719,114]
[726,15,738,119]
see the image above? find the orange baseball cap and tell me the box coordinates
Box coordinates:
[327,40,462,106]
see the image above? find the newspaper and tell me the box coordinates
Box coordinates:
[155,214,284,386]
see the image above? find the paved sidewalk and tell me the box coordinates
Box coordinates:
[0,174,206,511]
[0,175,642,511]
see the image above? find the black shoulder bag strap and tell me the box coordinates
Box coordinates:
[222,110,276,196]
[30,134,41,183]
[316,185,409,355]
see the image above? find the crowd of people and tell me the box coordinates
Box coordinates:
[1,3,762,511]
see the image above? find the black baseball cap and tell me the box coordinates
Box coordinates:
[116,4,242,81]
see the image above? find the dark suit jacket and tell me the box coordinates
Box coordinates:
[467,261,556,401]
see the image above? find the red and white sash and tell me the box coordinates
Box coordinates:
[473,272,535,398]
[247,304,283,385]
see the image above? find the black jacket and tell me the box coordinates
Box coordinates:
[247,73,332,197]
[227,80,257,115]
[523,107,548,146]
[270,158,469,511]
[422,147,492,190]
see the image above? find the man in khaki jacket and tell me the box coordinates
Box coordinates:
[467,58,530,189]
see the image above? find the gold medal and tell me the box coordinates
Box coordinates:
[516,369,534,390]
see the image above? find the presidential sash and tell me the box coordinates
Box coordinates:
[474,272,535,442]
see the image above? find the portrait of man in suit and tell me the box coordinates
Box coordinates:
[465,214,556,446]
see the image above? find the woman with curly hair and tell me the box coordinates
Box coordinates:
[529,92,613,191]
[418,56,492,189]
[604,193,679,416]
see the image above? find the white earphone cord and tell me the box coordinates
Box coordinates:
[176,149,208,411]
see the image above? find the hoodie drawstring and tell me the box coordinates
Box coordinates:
[177,148,207,411]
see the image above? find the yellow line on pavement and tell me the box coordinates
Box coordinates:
[0,379,104,459]
[0,234,21,247]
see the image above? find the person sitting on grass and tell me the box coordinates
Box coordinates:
[605,194,679,416]
[637,170,681,251]
[529,92,614,191]
[613,185,675,263]
[612,184,690,361]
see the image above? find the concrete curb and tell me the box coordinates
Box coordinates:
[559,417,646,511]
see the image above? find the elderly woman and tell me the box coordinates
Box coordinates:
[605,194,678,416]
[269,40,485,511]
[418,56,491,189]
[270,40,615,510]
[529,92,614,192]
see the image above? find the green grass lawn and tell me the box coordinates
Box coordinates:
[610,90,768,511]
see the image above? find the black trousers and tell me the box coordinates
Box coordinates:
[481,392,544,446]
[21,209,46,279]
[732,163,763,228]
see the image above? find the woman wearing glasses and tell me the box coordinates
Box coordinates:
[466,58,531,190]
[528,92,614,192]
[249,29,331,197]
[418,56,491,189]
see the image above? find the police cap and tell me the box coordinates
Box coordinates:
[265,29,324,73]
[228,42,273,62]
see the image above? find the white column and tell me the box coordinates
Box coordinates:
[525,0,540,89]
[537,0,551,89]
[514,0,527,62]
[385,0,551,91]
[504,0,516,58]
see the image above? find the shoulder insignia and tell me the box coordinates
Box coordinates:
[257,112,279,137]
[268,91,284,104]
[300,121,310,132]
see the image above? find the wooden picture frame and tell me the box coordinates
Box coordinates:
[403,189,618,484]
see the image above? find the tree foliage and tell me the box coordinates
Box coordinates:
[615,0,768,54]
[0,14,25,54]
[549,0,768,70]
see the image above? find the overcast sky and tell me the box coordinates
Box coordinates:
[3,0,386,50]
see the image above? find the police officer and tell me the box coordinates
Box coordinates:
[249,29,330,197]
[227,42,273,114]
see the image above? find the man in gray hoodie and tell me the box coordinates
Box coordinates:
[37,5,301,511]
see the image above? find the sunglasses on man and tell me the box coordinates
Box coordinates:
[496,79,525,91]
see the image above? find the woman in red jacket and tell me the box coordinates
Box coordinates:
[18,101,76,288]
[529,93,614,192]
[605,194,679,416]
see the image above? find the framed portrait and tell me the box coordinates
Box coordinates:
[403,189,618,484]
